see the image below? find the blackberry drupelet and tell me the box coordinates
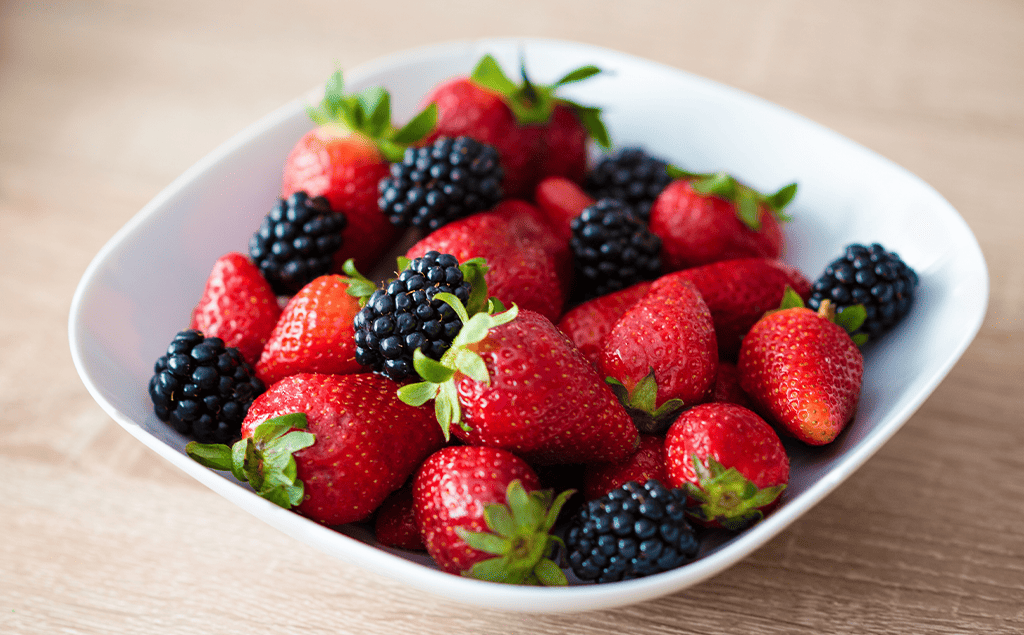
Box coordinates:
[378,136,503,230]
[569,199,662,302]
[565,480,699,583]
[584,147,672,222]
[809,242,919,341]
[353,251,472,381]
[148,329,266,444]
[249,191,347,295]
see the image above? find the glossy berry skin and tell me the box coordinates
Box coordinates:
[534,175,597,245]
[556,280,652,368]
[412,446,542,575]
[583,435,667,501]
[738,307,864,445]
[374,486,425,551]
[650,179,784,271]
[584,147,672,222]
[711,361,754,410]
[454,309,640,466]
[189,252,281,365]
[537,102,590,185]
[241,373,445,526]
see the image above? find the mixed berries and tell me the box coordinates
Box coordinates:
[147,53,921,587]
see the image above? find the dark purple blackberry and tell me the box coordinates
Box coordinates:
[809,242,919,341]
[353,251,473,381]
[565,480,699,583]
[249,191,347,295]
[569,199,662,302]
[378,136,503,230]
[584,147,672,222]
[148,329,265,444]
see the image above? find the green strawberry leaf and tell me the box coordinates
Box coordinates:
[553,65,602,86]
[778,285,806,310]
[685,454,785,531]
[341,259,377,306]
[665,165,798,227]
[570,104,611,149]
[391,103,438,145]
[606,370,685,435]
[835,304,867,335]
[765,182,798,217]
[471,54,519,97]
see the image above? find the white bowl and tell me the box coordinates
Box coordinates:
[69,38,988,613]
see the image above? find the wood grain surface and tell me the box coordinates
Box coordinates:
[2,0,1023,633]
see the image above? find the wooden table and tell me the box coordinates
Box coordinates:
[3,0,1022,632]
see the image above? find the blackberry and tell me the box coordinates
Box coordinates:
[353,251,472,381]
[809,242,919,341]
[249,191,347,295]
[584,147,672,222]
[148,329,266,444]
[569,199,662,302]
[378,136,503,230]
[565,480,699,583]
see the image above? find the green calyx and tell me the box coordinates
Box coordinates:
[684,454,785,532]
[456,480,575,586]
[306,69,438,162]
[341,258,377,306]
[776,286,869,346]
[185,413,315,509]
[665,165,798,230]
[606,369,685,435]
[470,54,611,149]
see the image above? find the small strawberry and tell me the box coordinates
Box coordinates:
[374,486,425,551]
[533,175,596,244]
[664,402,789,530]
[412,445,573,584]
[282,70,437,271]
[649,170,797,271]
[711,361,754,410]
[737,289,866,445]
[186,373,445,526]
[255,271,373,387]
[600,275,718,435]
[583,434,667,501]
[189,252,281,364]
[556,280,652,368]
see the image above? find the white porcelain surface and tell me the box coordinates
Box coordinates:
[69,38,988,613]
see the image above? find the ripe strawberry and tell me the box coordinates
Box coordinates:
[186,373,445,526]
[491,199,571,284]
[533,175,596,244]
[711,361,754,410]
[412,445,573,584]
[399,301,639,466]
[664,402,789,530]
[255,272,371,387]
[422,55,608,198]
[282,70,437,271]
[556,280,652,368]
[583,434,667,501]
[189,252,281,364]
[737,290,865,445]
[649,171,797,271]
[668,257,812,361]
[374,486,424,551]
[600,275,718,435]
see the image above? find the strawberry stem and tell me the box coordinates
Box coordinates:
[684,454,785,531]
[665,165,797,229]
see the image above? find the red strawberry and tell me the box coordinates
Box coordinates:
[556,280,652,368]
[374,486,424,551]
[649,171,797,271]
[400,303,639,466]
[186,373,445,526]
[600,275,718,434]
[491,199,571,283]
[282,70,437,271]
[668,257,812,360]
[533,175,596,244]
[583,434,667,501]
[189,252,281,364]
[412,445,572,584]
[255,273,369,387]
[737,293,865,445]
[711,361,754,410]
[664,402,789,530]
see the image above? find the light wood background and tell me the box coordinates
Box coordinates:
[2,0,1023,633]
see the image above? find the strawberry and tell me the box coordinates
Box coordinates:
[189,252,281,364]
[422,55,608,198]
[737,290,865,445]
[374,486,425,551]
[533,175,596,244]
[255,272,373,387]
[668,257,812,361]
[412,445,573,584]
[399,299,639,466]
[556,280,652,368]
[664,402,789,530]
[491,199,571,284]
[583,434,667,501]
[281,70,437,271]
[600,275,718,435]
[711,361,754,410]
[186,373,445,526]
[649,170,797,271]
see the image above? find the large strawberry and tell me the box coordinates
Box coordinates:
[556,280,652,368]
[399,299,639,466]
[664,402,789,530]
[413,445,573,584]
[600,274,718,435]
[582,434,667,501]
[737,289,865,445]
[282,70,437,271]
[649,170,797,271]
[186,372,445,526]
[422,54,609,198]
[189,252,281,364]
